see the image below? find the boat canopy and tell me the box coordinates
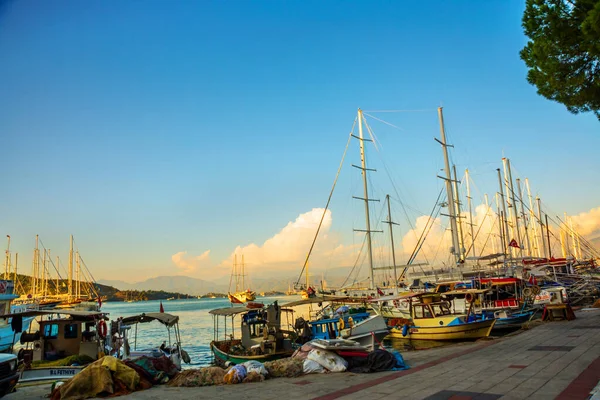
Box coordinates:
[282,296,346,308]
[441,288,489,296]
[0,309,108,321]
[121,312,179,327]
[209,306,251,317]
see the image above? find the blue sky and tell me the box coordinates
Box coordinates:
[1,1,598,283]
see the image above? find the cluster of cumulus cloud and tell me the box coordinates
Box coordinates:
[171,205,600,277]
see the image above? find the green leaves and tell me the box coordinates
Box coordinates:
[520,0,600,120]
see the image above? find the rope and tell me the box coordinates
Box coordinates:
[295,121,355,288]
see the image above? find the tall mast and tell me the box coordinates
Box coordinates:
[525,179,541,258]
[33,235,39,297]
[45,249,50,297]
[241,254,245,290]
[436,107,461,265]
[56,256,60,295]
[485,194,497,255]
[76,251,80,299]
[384,195,399,287]
[545,214,552,258]
[465,169,476,259]
[4,235,10,280]
[13,253,18,283]
[516,179,531,257]
[568,216,579,259]
[355,109,376,288]
[452,165,466,260]
[42,249,47,298]
[506,159,523,259]
[68,235,73,298]
[496,169,510,256]
[536,197,547,258]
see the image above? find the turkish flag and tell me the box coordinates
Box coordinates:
[509,239,520,248]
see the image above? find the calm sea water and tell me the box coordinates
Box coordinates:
[101,295,298,368]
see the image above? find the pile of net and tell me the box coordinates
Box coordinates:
[167,367,226,387]
[263,357,304,378]
[50,355,179,400]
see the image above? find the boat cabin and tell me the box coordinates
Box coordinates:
[15,310,108,364]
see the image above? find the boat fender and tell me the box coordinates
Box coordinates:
[347,317,354,328]
[98,320,108,339]
[401,324,409,337]
[181,348,191,364]
[338,317,345,331]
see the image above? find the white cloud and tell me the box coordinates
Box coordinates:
[571,207,600,237]
[171,250,211,274]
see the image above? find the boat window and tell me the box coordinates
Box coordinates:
[44,323,59,339]
[414,305,433,318]
[64,324,78,339]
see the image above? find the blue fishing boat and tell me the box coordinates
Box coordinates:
[477,309,536,332]
[0,280,34,352]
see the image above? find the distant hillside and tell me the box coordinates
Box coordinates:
[97,266,359,297]
[99,276,227,296]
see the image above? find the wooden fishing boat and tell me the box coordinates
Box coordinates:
[209,302,295,366]
[388,293,495,341]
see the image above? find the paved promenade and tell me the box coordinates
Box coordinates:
[8,308,600,400]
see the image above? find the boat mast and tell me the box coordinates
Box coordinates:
[56,256,60,295]
[13,253,18,283]
[452,165,466,261]
[484,194,497,255]
[536,197,547,258]
[76,250,80,299]
[496,169,510,257]
[465,169,476,260]
[525,179,541,258]
[516,179,531,258]
[4,235,10,280]
[42,249,47,298]
[241,254,245,290]
[505,159,523,259]
[68,235,73,299]
[384,194,399,287]
[436,107,461,266]
[33,235,39,298]
[355,109,376,288]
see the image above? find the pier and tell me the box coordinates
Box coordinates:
[8,308,600,400]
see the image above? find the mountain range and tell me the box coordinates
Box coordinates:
[98,266,359,296]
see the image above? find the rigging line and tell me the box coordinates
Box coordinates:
[407,187,444,265]
[295,120,356,288]
[362,118,420,241]
[477,218,498,258]
[363,113,406,132]
[464,203,491,257]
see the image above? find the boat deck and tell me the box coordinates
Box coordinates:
[8,308,600,399]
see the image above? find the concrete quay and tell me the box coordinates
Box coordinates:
[8,308,600,400]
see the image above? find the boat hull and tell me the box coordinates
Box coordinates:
[390,319,495,341]
[19,366,85,384]
[210,340,293,366]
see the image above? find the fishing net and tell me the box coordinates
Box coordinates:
[263,357,304,378]
[167,367,226,387]
[242,371,265,383]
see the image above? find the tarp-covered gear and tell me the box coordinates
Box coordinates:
[347,349,409,373]
[307,349,347,372]
[223,364,247,384]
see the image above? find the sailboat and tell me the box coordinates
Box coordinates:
[227,255,256,304]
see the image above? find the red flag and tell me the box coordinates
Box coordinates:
[377,287,384,296]
[160,301,165,313]
[508,239,520,248]
[98,297,102,309]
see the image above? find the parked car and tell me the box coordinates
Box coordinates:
[0,353,18,397]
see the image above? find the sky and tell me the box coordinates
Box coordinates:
[1,0,599,285]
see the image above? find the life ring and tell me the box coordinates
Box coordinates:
[532,285,541,296]
[338,317,345,331]
[441,300,451,311]
[98,320,108,339]
[523,287,533,297]
[465,293,475,303]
